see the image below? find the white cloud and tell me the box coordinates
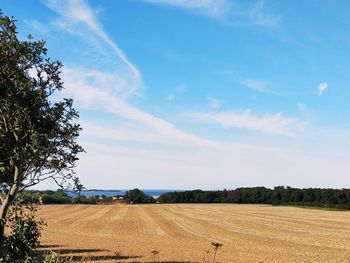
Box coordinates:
[81,121,205,146]
[61,68,134,98]
[61,67,215,147]
[44,0,140,86]
[43,0,215,147]
[29,0,350,191]
[143,0,232,19]
[186,110,302,136]
[318,82,328,96]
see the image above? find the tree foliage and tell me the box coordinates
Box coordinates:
[124,189,155,204]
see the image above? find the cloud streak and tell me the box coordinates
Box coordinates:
[44,0,140,83]
[143,0,281,28]
[247,1,281,28]
[143,0,233,19]
[238,78,273,94]
[186,110,302,136]
[43,0,215,147]
[220,70,277,94]
[61,67,215,147]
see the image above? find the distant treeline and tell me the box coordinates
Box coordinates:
[28,187,350,209]
[27,188,154,204]
[158,187,350,209]
[28,189,98,204]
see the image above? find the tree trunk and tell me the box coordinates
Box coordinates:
[0,166,19,247]
[0,195,11,245]
[0,188,17,246]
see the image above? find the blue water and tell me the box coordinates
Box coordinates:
[76,189,177,197]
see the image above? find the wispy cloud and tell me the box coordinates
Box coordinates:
[207,97,223,109]
[62,67,215,147]
[81,121,209,146]
[247,1,281,28]
[143,0,233,19]
[238,78,273,94]
[186,110,302,136]
[43,0,214,147]
[44,0,140,84]
[24,19,50,35]
[143,0,281,28]
[221,70,276,94]
[167,82,187,101]
[318,82,328,96]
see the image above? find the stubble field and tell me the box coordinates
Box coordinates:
[37,204,350,262]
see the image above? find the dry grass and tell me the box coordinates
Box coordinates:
[37,204,350,262]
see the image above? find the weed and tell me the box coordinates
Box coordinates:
[151,250,160,262]
[203,242,223,263]
[43,250,60,263]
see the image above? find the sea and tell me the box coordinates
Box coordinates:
[76,189,179,197]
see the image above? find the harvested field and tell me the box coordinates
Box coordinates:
[38,204,350,262]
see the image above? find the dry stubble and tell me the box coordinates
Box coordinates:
[37,204,350,262]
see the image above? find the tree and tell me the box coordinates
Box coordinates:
[0,11,84,246]
[124,189,155,204]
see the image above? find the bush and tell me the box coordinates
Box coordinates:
[43,251,60,263]
[0,195,44,263]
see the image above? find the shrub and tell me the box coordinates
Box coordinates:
[0,195,44,263]
[43,251,60,263]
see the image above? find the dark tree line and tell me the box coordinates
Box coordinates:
[28,190,97,204]
[158,186,350,209]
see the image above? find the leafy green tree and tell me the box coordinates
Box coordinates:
[0,11,83,247]
[124,189,155,204]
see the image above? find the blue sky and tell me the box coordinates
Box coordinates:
[2,0,350,189]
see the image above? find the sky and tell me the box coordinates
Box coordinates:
[2,0,350,190]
